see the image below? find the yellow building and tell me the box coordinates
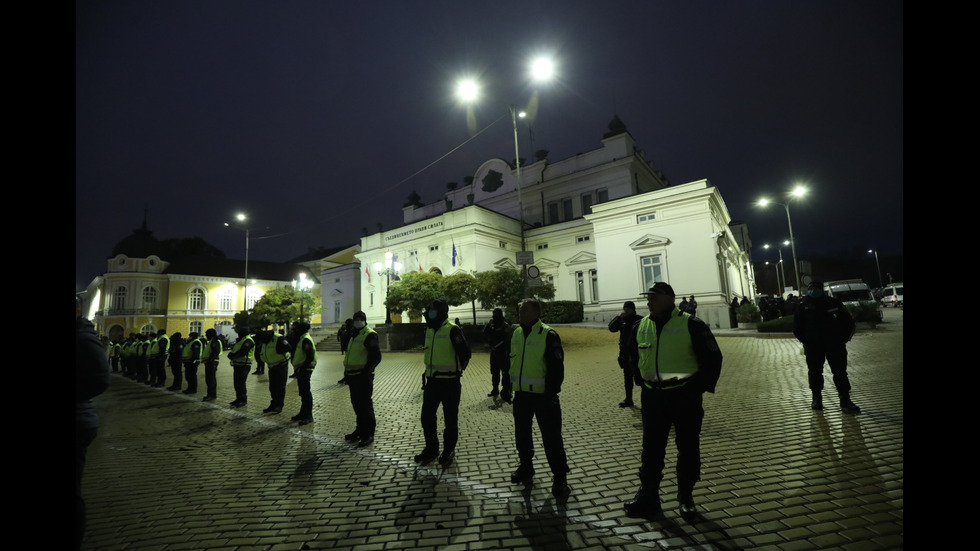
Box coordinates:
[92,221,321,341]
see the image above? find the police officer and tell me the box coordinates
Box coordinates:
[415,299,471,466]
[181,332,202,394]
[166,332,185,391]
[608,301,643,408]
[482,308,511,397]
[504,299,570,495]
[201,328,223,401]
[288,322,317,425]
[794,281,861,413]
[109,339,121,373]
[624,282,723,518]
[256,329,291,414]
[343,311,381,447]
[226,326,255,407]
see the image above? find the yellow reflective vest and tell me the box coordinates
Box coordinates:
[229,335,255,367]
[291,333,317,370]
[424,320,460,379]
[344,326,377,375]
[509,319,551,393]
[259,333,290,366]
[636,310,699,385]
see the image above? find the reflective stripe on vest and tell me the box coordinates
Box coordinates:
[424,320,459,378]
[344,326,377,375]
[509,320,551,393]
[636,311,699,385]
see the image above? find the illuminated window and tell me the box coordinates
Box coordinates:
[189,288,205,310]
[641,255,663,290]
[141,287,157,309]
[219,289,234,311]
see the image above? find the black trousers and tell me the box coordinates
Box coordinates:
[267,362,288,409]
[618,355,634,400]
[204,361,219,398]
[805,342,851,394]
[183,362,198,392]
[76,426,97,550]
[490,349,508,391]
[639,382,704,493]
[170,361,183,388]
[347,372,376,437]
[295,369,313,417]
[420,377,461,454]
[513,391,568,476]
[232,365,250,402]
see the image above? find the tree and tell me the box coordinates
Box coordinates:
[442,271,478,324]
[474,268,555,319]
[384,271,444,321]
[250,286,319,327]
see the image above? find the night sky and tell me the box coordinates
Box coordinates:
[76,1,904,291]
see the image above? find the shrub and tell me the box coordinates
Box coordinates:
[847,301,882,324]
[758,315,795,333]
[542,301,584,323]
[735,303,762,323]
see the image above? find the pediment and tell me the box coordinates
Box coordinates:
[564,251,596,266]
[629,234,671,250]
[492,258,517,270]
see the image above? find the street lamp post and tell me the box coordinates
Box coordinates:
[758,186,806,292]
[224,213,250,311]
[456,55,554,299]
[868,249,883,288]
[373,251,401,325]
[764,261,782,295]
[292,272,314,323]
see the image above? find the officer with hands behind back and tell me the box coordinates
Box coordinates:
[624,282,723,519]
[414,299,471,466]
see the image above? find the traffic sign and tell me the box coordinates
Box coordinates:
[527,265,541,279]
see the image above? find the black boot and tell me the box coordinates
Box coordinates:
[811,391,823,411]
[839,392,861,413]
[624,485,661,517]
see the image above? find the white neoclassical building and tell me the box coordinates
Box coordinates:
[326,117,754,329]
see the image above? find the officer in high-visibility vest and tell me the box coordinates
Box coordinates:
[109,340,121,373]
[343,311,381,447]
[256,329,291,414]
[288,322,317,425]
[180,332,203,394]
[165,332,184,391]
[504,299,570,496]
[623,282,723,519]
[201,328,223,401]
[149,329,170,388]
[414,299,471,466]
[226,326,255,407]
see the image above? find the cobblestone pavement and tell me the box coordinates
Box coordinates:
[81,312,903,550]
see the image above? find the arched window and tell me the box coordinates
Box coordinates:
[142,287,158,309]
[246,288,262,310]
[111,286,127,309]
[140,324,156,336]
[189,321,203,335]
[189,288,205,310]
[219,289,234,311]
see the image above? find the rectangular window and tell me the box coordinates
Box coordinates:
[536,243,549,250]
[576,235,590,243]
[220,291,233,311]
[499,241,507,249]
[641,255,663,290]
[582,193,594,215]
[597,188,609,203]
[562,198,573,221]
[547,201,559,224]
[590,269,598,303]
[637,212,657,223]
[576,271,585,303]
[429,245,439,251]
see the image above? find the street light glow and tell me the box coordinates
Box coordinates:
[456,79,478,102]
[529,56,555,82]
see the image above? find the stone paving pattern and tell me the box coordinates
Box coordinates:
[82,311,903,550]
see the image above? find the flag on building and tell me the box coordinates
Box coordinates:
[452,239,457,267]
[365,265,370,280]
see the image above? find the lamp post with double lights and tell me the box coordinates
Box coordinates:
[292,272,314,323]
[224,213,251,311]
[456,55,555,298]
[757,186,807,292]
[763,241,790,296]
[868,249,883,288]
[373,251,402,324]
[764,260,783,296]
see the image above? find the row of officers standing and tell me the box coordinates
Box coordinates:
[108,284,728,518]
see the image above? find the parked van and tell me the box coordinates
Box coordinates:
[823,279,883,321]
[880,283,903,307]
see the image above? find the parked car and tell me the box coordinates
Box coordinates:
[823,279,883,322]
[880,283,903,307]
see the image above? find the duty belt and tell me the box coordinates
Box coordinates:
[643,376,694,390]
[267,361,288,369]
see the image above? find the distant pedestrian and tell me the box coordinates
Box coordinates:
[793,281,860,413]
[483,308,512,398]
[608,301,643,408]
[687,295,698,317]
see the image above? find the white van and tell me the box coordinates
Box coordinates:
[880,283,903,307]
[823,279,883,321]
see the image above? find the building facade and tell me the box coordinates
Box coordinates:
[347,118,755,328]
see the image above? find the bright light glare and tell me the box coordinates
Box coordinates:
[758,198,771,207]
[791,186,807,198]
[530,57,555,82]
[236,213,246,221]
[456,79,478,102]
